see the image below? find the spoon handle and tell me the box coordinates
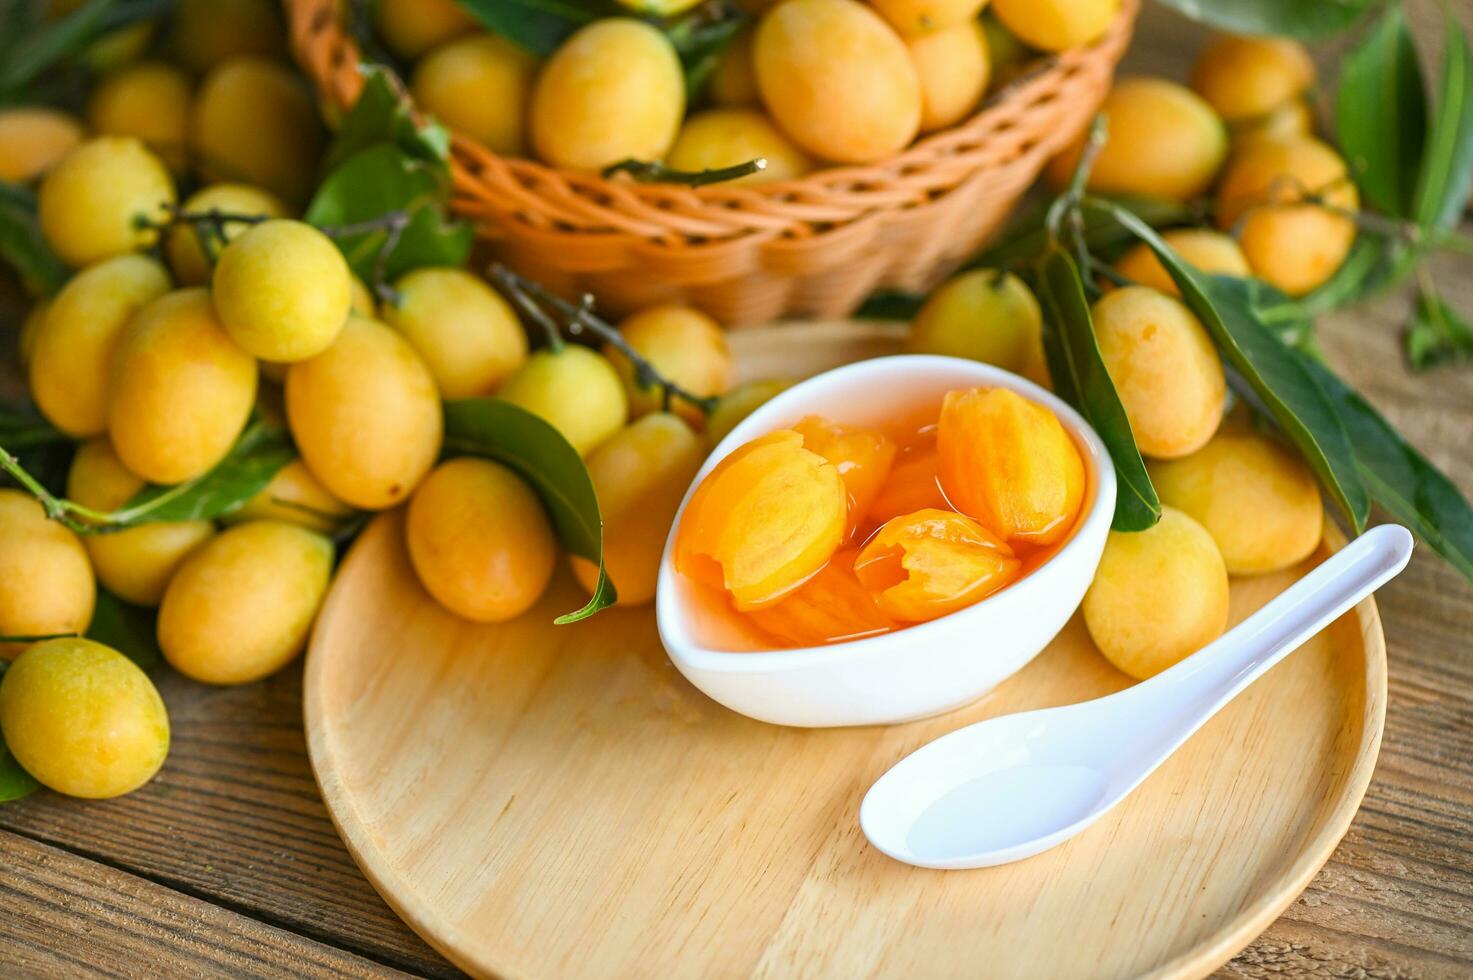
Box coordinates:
[1109,524,1413,743]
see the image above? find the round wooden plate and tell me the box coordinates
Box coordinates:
[305,322,1387,980]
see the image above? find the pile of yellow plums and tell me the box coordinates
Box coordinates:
[909,32,1340,681]
[2,0,797,803]
[384,0,1119,177]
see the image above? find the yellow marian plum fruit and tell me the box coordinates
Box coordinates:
[1231,98,1315,151]
[18,300,48,371]
[1113,229,1249,297]
[165,182,289,286]
[1047,77,1227,201]
[991,0,1116,52]
[37,136,175,268]
[705,378,792,447]
[212,219,352,361]
[374,0,477,61]
[616,0,705,14]
[172,0,286,71]
[0,107,84,183]
[855,509,1020,622]
[908,21,990,133]
[1148,428,1323,575]
[226,459,355,534]
[107,288,259,484]
[497,346,629,456]
[66,439,215,606]
[1191,34,1315,124]
[29,253,170,437]
[382,267,528,398]
[675,430,848,611]
[745,548,895,646]
[530,19,684,171]
[1083,506,1229,680]
[754,0,921,164]
[411,34,537,157]
[709,29,759,107]
[938,386,1085,545]
[1216,136,1359,297]
[192,58,323,207]
[86,61,192,174]
[0,490,95,661]
[1090,286,1226,459]
[871,0,987,36]
[605,305,732,425]
[0,638,168,798]
[666,109,815,184]
[571,413,705,605]
[158,521,334,685]
[866,440,949,527]
[348,276,377,317]
[792,415,896,535]
[905,269,1048,384]
[406,458,557,622]
[286,317,443,509]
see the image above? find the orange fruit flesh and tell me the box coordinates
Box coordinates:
[854,509,1020,623]
[674,429,848,611]
[937,386,1086,546]
[792,414,896,540]
[745,548,895,647]
[675,389,1087,647]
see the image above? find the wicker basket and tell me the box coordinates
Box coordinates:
[289,0,1138,325]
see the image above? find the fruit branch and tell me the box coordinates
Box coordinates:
[0,446,111,535]
[602,157,768,187]
[489,265,720,416]
[318,211,413,306]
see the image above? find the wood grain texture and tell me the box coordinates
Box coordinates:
[298,322,1385,980]
[0,828,406,978]
[0,4,1471,975]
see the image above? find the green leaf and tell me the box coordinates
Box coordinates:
[855,288,925,321]
[85,588,161,670]
[1102,204,1371,531]
[109,420,293,527]
[322,66,451,174]
[1152,0,1375,39]
[1290,232,1418,317]
[1033,245,1160,531]
[976,194,1195,271]
[0,182,69,295]
[664,3,747,97]
[454,0,600,57]
[0,0,172,97]
[442,398,616,622]
[306,144,472,283]
[1336,6,1426,218]
[0,740,41,804]
[1406,284,1473,371]
[1299,354,1473,584]
[1413,6,1473,232]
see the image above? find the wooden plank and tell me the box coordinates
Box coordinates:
[0,828,409,978]
[0,662,461,979]
[0,4,1469,976]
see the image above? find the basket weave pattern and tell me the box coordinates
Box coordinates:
[289,0,1138,324]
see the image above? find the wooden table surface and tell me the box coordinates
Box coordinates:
[3,5,1473,977]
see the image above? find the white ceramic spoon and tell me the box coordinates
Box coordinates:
[861,523,1414,870]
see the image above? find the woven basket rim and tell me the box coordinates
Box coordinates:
[290,0,1138,250]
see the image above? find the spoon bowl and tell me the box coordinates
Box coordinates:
[861,523,1414,868]
[655,355,1117,728]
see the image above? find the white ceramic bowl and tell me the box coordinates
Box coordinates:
[655,355,1117,728]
